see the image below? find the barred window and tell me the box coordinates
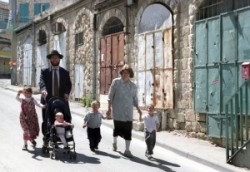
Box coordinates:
[197,0,250,20]
[102,17,123,36]
[75,32,83,46]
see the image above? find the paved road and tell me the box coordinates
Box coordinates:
[0,82,218,172]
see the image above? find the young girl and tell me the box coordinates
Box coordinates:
[83,100,108,152]
[16,87,46,150]
[140,104,160,159]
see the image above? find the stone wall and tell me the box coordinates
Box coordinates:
[14,0,210,136]
[71,8,94,97]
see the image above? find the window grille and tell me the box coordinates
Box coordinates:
[102,17,124,36]
[197,0,250,20]
[75,32,83,46]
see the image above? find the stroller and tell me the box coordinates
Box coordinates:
[42,97,76,160]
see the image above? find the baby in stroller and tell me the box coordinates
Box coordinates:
[42,97,76,159]
[54,112,73,149]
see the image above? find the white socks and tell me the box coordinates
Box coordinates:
[113,137,117,144]
[113,138,131,151]
[125,140,131,151]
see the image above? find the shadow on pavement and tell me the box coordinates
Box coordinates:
[94,150,121,159]
[25,147,102,164]
[116,151,179,172]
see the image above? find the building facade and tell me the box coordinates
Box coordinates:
[0,1,11,78]
[12,0,250,149]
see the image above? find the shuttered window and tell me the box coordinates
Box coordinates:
[19,3,29,23]
[34,3,50,15]
[34,4,41,15]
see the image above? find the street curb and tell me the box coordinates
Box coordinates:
[70,110,235,172]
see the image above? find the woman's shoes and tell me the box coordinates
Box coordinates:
[124,150,133,158]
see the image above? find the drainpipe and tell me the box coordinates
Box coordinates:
[125,0,135,64]
[32,21,36,87]
[92,13,97,100]
[125,3,130,64]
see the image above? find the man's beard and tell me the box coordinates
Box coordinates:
[51,61,60,66]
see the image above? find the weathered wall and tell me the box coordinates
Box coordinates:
[14,0,210,136]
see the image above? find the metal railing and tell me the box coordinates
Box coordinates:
[225,78,250,163]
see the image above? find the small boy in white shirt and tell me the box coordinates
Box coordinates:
[140,104,160,159]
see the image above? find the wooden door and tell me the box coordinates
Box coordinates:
[100,32,125,94]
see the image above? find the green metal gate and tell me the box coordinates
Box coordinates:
[194,7,250,137]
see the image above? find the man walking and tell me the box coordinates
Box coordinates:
[39,50,72,147]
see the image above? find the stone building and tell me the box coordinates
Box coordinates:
[0,1,11,78]
[12,0,250,151]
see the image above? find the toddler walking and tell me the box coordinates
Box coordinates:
[16,87,46,150]
[140,104,160,158]
[83,100,108,152]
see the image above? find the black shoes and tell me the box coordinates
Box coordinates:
[90,148,96,152]
[90,146,98,152]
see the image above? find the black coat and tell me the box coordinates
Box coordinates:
[39,67,72,103]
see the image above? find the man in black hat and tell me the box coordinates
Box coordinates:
[39,50,72,102]
[39,50,72,147]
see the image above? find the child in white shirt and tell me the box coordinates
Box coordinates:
[140,104,160,158]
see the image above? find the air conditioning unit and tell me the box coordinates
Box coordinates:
[51,22,65,35]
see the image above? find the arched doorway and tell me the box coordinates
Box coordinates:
[100,17,125,94]
[36,29,48,86]
[137,3,173,109]
[23,37,32,86]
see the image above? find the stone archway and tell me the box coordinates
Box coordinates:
[135,3,174,109]
[72,8,93,100]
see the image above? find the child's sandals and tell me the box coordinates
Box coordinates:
[31,140,37,147]
[22,144,28,150]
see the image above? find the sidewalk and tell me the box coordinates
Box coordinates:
[3,83,250,172]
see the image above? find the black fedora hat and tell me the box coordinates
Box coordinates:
[47,50,63,59]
